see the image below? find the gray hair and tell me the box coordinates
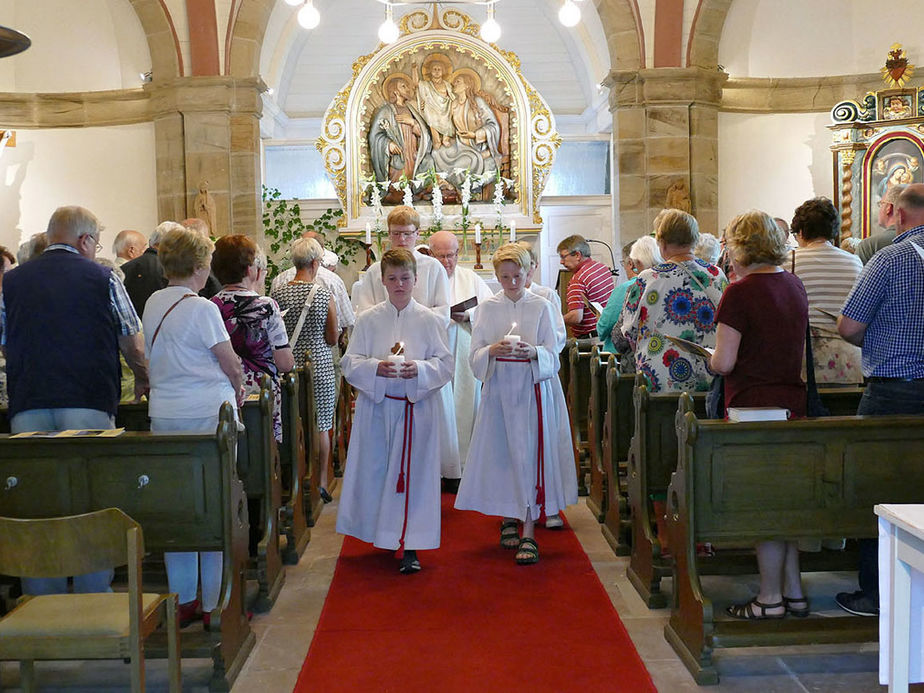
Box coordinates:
[150,221,185,248]
[883,183,908,205]
[556,234,591,259]
[17,233,48,264]
[629,235,663,270]
[291,237,324,270]
[693,232,722,264]
[95,257,125,282]
[46,206,100,246]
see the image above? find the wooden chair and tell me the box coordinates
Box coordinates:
[0,508,180,692]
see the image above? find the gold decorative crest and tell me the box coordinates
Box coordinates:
[882,43,915,88]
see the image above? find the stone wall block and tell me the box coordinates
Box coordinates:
[618,210,648,241]
[618,174,647,210]
[690,137,717,174]
[616,139,646,176]
[614,107,645,139]
[646,106,689,138]
[646,136,689,174]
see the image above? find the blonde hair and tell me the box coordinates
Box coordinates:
[655,209,699,247]
[381,247,417,277]
[158,228,214,279]
[492,243,531,273]
[724,210,788,267]
[387,205,420,230]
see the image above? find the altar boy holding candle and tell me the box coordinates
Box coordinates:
[337,248,454,573]
[455,244,577,565]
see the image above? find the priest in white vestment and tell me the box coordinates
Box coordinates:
[455,244,577,565]
[338,249,453,573]
[351,207,462,481]
[428,231,494,470]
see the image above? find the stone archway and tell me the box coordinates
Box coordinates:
[593,0,645,71]
[226,0,275,77]
[686,0,732,69]
[127,0,183,79]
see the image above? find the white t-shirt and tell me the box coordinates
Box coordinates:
[142,286,236,420]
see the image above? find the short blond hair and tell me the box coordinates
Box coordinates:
[656,209,699,247]
[158,228,214,279]
[387,205,420,230]
[724,210,788,267]
[515,240,538,267]
[492,243,531,273]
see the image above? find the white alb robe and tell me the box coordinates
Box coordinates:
[447,266,494,465]
[351,250,462,478]
[455,291,578,521]
[337,299,453,551]
[528,283,567,353]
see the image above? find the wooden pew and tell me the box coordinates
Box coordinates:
[585,345,611,522]
[664,397,924,685]
[236,376,285,611]
[600,358,635,556]
[279,371,311,563]
[567,339,594,496]
[0,404,253,692]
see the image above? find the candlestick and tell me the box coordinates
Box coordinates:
[474,242,483,270]
[363,242,373,270]
[365,222,372,245]
[509,219,516,242]
[474,223,482,244]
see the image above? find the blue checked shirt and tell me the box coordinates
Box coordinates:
[0,244,142,345]
[841,224,924,378]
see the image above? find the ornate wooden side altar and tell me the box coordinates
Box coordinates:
[316,4,559,264]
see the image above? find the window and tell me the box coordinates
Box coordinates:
[264,144,336,200]
[544,139,611,196]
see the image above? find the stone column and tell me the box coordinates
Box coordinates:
[146,76,264,240]
[606,67,726,242]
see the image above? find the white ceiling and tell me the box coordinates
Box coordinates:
[260,0,611,136]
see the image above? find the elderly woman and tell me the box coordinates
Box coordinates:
[142,227,244,627]
[789,197,863,384]
[710,210,809,620]
[621,209,727,392]
[598,236,662,354]
[271,237,338,502]
[210,235,294,442]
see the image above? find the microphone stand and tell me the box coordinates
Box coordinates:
[586,238,621,277]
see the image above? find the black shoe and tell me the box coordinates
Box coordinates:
[399,550,421,574]
[834,590,878,616]
[319,487,333,504]
[442,478,460,494]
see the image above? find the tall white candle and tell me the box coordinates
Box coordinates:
[509,218,516,241]
[365,222,372,245]
[474,223,482,244]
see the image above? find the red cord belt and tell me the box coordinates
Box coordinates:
[385,394,414,555]
[493,358,546,522]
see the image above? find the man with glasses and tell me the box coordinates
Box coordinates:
[0,205,149,595]
[556,234,614,339]
[429,230,493,482]
[857,183,907,264]
[351,207,460,482]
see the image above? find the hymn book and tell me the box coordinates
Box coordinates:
[665,335,714,360]
[727,407,790,422]
[451,296,478,313]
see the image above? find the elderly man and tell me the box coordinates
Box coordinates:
[857,183,907,264]
[111,229,147,266]
[429,230,493,475]
[835,184,924,618]
[557,234,614,339]
[352,207,460,481]
[2,206,149,595]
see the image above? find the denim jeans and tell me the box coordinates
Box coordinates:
[856,380,924,599]
[11,407,115,595]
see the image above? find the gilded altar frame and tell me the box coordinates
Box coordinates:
[316,6,560,233]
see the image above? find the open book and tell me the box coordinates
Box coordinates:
[727,407,790,422]
[664,335,714,360]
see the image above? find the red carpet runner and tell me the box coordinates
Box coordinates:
[294,494,656,692]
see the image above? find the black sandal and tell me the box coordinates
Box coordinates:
[500,519,520,549]
[515,537,539,565]
[726,598,785,620]
[783,596,810,617]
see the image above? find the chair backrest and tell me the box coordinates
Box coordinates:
[0,507,140,578]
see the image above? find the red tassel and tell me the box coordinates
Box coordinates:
[396,473,405,494]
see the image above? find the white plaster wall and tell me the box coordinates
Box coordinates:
[0,124,158,260]
[539,198,614,289]
[718,112,834,228]
[719,0,924,77]
[0,0,150,92]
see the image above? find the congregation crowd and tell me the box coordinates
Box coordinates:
[0,182,922,628]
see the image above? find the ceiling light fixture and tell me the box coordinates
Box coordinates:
[378,3,400,44]
[558,0,581,27]
[479,2,501,43]
[298,1,321,29]
[284,0,301,5]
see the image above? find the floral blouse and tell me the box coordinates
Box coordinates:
[621,259,727,392]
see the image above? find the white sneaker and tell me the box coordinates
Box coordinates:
[545,514,563,529]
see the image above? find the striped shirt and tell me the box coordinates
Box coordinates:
[567,257,614,336]
[841,224,924,378]
[790,243,862,328]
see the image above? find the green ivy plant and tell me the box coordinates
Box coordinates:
[262,186,361,291]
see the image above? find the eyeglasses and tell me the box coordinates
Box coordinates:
[81,234,103,253]
[389,231,418,240]
[559,250,577,261]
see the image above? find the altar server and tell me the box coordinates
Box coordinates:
[337,248,454,573]
[455,244,578,565]
[351,206,462,482]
